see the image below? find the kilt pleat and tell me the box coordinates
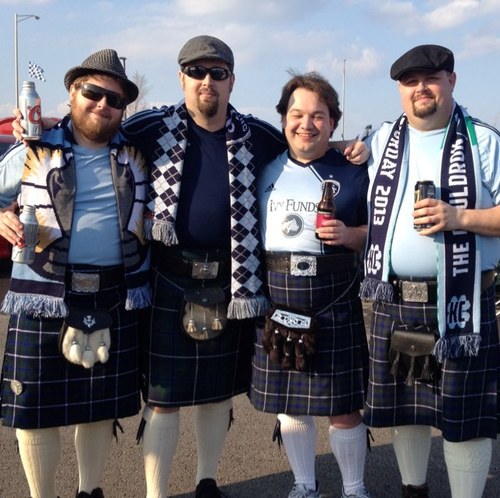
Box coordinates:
[0,278,141,429]
[250,267,368,416]
[364,284,500,441]
[141,266,253,407]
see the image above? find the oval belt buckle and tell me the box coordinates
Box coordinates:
[290,255,317,276]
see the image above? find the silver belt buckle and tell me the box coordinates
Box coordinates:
[290,255,317,276]
[401,281,429,303]
[192,261,219,279]
[71,272,100,293]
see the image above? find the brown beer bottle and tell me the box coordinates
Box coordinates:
[315,180,336,239]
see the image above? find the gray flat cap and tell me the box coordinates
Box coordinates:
[178,35,234,72]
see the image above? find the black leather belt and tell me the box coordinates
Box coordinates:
[153,248,230,280]
[391,270,496,304]
[265,252,358,276]
[66,265,124,293]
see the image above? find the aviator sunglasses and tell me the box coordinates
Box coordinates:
[77,82,127,110]
[182,66,231,81]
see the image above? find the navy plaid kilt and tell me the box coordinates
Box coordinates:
[250,267,368,416]
[0,275,141,429]
[364,284,500,442]
[141,266,253,407]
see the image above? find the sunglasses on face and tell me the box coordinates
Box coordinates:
[77,82,127,110]
[182,66,231,81]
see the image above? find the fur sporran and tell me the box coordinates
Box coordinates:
[59,308,112,369]
[181,286,227,341]
[389,328,440,386]
[262,305,316,372]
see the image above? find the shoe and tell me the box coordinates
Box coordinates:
[402,483,429,498]
[341,486,371,498]
[288,482,320,498]
[76,488,104,498]
[195,478,226,498]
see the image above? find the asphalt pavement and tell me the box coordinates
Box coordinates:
[0,263,498,498]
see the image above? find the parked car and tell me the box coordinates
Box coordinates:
[0,118,16,261]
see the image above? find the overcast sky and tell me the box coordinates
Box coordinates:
[2,0,500,138]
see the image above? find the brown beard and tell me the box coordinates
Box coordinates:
[198,95,219,118]
[70,107,120,143]
[412,96,437,119]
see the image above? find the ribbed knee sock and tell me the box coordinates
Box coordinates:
[142,406,180,498]
[329,422,367,495]
[195,398,232,484]
[277,414,317,490]
[444,438,492,498]
[392,425,431,486]
[75,419,114,494]
[16,427,61,498]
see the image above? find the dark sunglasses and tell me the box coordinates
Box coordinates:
[77,82,127,110]
[182,66,231,81]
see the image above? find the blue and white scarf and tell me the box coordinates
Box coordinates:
[144,101,268,319]
[1,116,151,318]
[361,105,482,360]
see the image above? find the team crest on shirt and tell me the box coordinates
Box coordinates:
[281,214,304,237]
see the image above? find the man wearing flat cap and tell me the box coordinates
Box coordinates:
[361,44,500,498]
[0,49,150,498]
[122,34,288,498]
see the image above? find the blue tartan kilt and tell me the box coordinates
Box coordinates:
[250,266,369,416]
[364,284,500,442]
[141,266,254,407]
[0,277,141,429]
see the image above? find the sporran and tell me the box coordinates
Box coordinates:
[262,305,317,372]
[59,308,112,369]
[181,286,227,341]
[389,327,440,386]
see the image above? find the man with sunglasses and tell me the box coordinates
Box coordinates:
[121,34,289,498]
[0,49,150,498]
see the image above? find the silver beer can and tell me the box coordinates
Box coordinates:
[12,205,38,264]
[19,81,42,140]
[414,180,435,231]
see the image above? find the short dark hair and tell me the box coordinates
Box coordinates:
[276,71,342,131]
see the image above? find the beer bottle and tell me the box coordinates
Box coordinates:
[315,180,336,239]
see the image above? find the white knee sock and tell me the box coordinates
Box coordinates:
[329,423,367,495]
[142,406,180,498]
[16,427,61,498]
[195,398,232,484]
[75,419,114,494]
[392,425,431,486]
[277,414,317,490]
[444,438,492,498]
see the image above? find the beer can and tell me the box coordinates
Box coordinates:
[414,180,435,231]
[12,205,38,264]
[19,81,42,140]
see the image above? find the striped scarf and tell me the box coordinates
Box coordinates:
[361,105,482,360]
[144,101,268,319]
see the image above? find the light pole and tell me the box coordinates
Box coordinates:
[15,14,40,107]
[119,57,127,118]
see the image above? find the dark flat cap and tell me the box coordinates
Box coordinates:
[64,49,138,104]
[390,44,454,80]
[178,35,234,72]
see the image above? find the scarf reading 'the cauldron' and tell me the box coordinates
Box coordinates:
[144,101,268,319]
[361,105,482,360]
